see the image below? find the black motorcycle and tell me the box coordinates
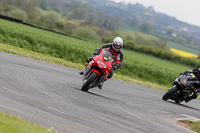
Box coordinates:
[162,73,200,104]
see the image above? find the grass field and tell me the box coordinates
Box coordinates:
[170,48,198,58]
[167,41,199,55]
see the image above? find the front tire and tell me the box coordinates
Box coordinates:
[162,86,178,101]
[81,72,98,92]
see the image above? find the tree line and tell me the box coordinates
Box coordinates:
[0,0,166,46]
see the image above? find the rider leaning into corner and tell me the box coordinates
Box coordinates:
[180,68,200,103]
[79,37,124,89]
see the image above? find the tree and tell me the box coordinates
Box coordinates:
[38,0,48,10]
[103,17,122,30]
[95,11,106,27]
[73,26,100,41]
[86,11,106,27]
[0,1,12,15]
[111,30,121,37]
[187,37,195,46]
[64,0,81,12]
[173,35,187,45]
[165,28,174,36]
[8,8,28,21]
[65,21,76,32]
[68,8,87,20]
[55,19,65,29]
[7,0,38,20]
[125,34,134,41]
[39,10,61,28]
[87,13,97,25]
[96,28,111,37]
[48,0,61,12]
[138,22,153,33]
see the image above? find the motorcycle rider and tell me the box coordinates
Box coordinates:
[180,68,200,103]
[79,37,124,89]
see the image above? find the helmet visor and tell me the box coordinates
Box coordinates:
[113,44,122,50]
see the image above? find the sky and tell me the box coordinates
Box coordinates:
[112,0,200,27]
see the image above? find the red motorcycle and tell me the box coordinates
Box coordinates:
[81,51,113,92]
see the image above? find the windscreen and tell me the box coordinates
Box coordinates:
[103,51,113,62]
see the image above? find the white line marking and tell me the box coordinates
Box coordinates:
[3,87,23,97]
[47,106,66,115]
[177,114,200,122]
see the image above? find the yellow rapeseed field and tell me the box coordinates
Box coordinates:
[170,48,198,58]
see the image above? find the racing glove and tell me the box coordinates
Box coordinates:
[113,65,117,71]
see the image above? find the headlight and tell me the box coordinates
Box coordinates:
[181,80,187,86]
[97,60,107,68]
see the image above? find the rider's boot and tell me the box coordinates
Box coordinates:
[79,57,94,75]
[185,90,198,103]
[175,99,182,104]
[185,97,192,103]
[98,77,109,89]
[79,62,88,75]
[98,82,103,89]
[79,71,84,75]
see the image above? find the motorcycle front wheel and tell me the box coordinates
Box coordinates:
[162,86,178,101]
[81,72,98,92]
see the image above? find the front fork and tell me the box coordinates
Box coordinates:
[83,65,106,87]
[173,86,191,101]
[83,65,92,83]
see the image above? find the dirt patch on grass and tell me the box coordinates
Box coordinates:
[177,120,194,130]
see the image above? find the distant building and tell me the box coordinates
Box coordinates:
[181,27,188,32]
[172,33,177,37]
[105,1,119,7]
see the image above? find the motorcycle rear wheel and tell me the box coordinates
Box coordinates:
[162,86,178,101]
[81,72,98,92]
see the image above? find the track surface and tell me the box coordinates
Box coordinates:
[0,51,199,133]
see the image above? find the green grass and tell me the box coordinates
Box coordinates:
[167,41,199,55]
[180,120,200,133]
[192,121,200,133]
[123,49,193,87]
[0,112,55,133]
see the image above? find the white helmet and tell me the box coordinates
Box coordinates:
[112,37,123,52]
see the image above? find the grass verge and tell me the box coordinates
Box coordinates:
[0,112,55,133]
[177,120,200,133]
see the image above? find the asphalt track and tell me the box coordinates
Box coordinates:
[0,51,199,133]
